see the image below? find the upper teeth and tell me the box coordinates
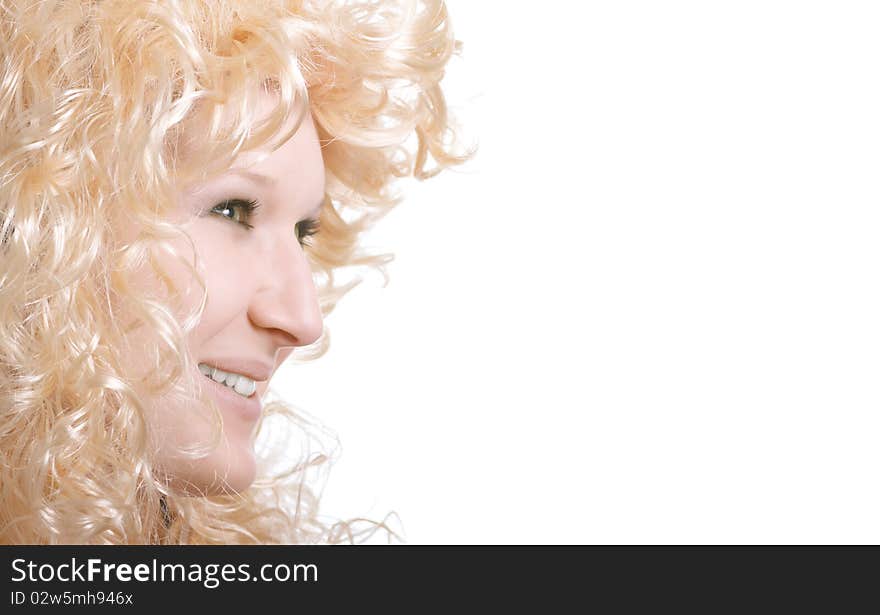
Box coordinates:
[198,363,257,398]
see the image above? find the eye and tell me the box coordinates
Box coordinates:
[209,198,260,229]
[296,217,321,247]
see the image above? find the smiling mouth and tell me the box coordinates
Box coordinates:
[198,363,257,398]
[197,367,263,422]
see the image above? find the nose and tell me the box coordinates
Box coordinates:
[247,235,324,350]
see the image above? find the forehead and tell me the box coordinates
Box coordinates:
[176,89,325,200]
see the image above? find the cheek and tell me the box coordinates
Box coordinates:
[198,270,241,326]
[187,230,256,338]
[117,227,260,493]
[121,233,211,337]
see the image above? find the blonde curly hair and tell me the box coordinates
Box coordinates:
[0,0,472,544]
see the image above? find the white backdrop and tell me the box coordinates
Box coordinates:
[273,1,880,544]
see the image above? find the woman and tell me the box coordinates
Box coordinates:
[0,0,471,544]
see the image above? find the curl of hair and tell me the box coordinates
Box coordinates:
[0,0,474,544]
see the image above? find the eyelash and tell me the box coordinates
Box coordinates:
[296,217,321,248]
[210,198,321,247]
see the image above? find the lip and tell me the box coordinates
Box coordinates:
[200,371,262,422]
[198,358,273,382]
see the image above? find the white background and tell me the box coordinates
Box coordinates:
[274,1,880,544]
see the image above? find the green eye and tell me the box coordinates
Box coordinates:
[209,198,319,247]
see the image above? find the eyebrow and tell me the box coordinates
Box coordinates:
[226,169,324,217]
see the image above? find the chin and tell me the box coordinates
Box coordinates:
[166,442,257,496]
[216,457,258,495]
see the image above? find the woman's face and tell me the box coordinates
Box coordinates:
[130,91,325,495]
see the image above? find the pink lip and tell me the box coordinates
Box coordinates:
[199,358,273,382]
[201,372,262,421]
